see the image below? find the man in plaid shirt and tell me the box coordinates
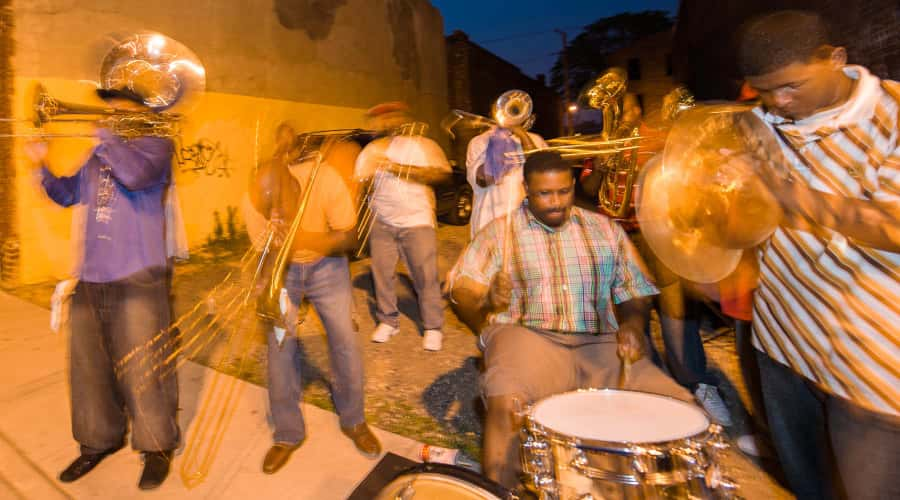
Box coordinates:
[449,150,693,489]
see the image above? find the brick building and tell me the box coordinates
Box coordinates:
[605,30,677,119]
[445,30,561,166]
[673,0,900,100]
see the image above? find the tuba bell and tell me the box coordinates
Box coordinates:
[576,67,641,219]
[12,32,205,139]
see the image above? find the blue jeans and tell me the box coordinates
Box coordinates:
[756,348,900,500]
[658,295,710,389]
[266,257,365,444]
[369,219,443,331]
[70,268,179,453]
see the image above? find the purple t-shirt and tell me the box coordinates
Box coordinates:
[41,136,173,283]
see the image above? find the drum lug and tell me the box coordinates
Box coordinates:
[520,432,556,498]
[397,479,416,500]
[522,436,550,453]
[705,463,739,498]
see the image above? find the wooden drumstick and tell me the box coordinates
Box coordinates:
[618,357,632,389]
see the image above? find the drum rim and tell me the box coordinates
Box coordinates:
[383,463,513,499]
[526,388,712,453]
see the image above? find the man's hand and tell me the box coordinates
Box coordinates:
[267,216,288,247]
[23,140,49,166]
[616,327,645,363]
[95,127,117,144]
[486,272,512,312]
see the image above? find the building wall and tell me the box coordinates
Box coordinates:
[606,31,676,119]
[5,0,448,284]
[673,0,900,100]
[446,31,560,167]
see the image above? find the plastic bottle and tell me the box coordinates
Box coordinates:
[419,444,482,473]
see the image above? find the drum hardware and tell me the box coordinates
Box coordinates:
[373,463,516,500]
[519,389,738,499]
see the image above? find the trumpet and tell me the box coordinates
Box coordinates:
[441,89,534,139]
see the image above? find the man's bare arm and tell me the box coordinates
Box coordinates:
[291,229,358,256]
[450,274,510,333]
[384,163,451,185]
[614,296,652,361]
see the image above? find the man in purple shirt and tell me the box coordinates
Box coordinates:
[25,87,179,490]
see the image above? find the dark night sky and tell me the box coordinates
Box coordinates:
[431,0,679,79]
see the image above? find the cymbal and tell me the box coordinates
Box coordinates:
[637,155,743,283]
[636,104,784,283]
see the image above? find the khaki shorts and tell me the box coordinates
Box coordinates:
[479,324,693,404]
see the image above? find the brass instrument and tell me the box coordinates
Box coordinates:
[636,103,784,283]
[353,121,429,259]
[546,67,641,219]
[252,131,358,324]
[26,83,182,138]
[441,89,535,138]
[3,32,204,139]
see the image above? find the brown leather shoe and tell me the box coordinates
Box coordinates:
[340,423,381,458]
[138,450,172,490]
[59,444,123,483]
[262,442,303,474]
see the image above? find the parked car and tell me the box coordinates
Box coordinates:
[434,160,473,225]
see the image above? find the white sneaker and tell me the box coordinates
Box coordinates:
[736,434,774,458]
[694,383,734,427]
[423,330,443,351]
[371,323,399,343]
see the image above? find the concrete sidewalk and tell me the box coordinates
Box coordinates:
[0,291,422,499]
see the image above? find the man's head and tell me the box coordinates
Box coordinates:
[96,87,152,112]
[738,10,848,121]
[522,150,575,228]
[366,101,413,133]
[275,122,296,149]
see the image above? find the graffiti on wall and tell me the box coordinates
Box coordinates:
[175,138,232,177]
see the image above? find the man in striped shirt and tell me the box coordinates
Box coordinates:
[449,150,692,489]
[738,10,899,499]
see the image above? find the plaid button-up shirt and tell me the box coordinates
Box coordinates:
[451,204,658,334]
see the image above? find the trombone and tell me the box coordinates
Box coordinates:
[0,83,181,139]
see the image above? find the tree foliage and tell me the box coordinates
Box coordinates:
[550,10,674,99]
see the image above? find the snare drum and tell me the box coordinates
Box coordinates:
[374,463,515,500]
[520,389,737,499]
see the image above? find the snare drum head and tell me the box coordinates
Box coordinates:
[531,389,709,443]
[374,464,508,500]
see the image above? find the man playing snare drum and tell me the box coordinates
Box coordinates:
[449,150,694,489]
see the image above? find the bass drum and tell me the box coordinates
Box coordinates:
[374,463,514,500]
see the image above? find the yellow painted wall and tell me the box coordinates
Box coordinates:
[13,77,374,283]
[10,0,448,284]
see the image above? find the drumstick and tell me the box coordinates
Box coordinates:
[502,198,513,274]
[618,357,632,389]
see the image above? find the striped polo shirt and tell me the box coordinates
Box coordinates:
[752,66,900,416]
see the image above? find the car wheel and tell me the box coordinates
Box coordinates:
[446,185,473,225]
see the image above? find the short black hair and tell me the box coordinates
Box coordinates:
[96,86,146,105]
[523,150,571,182]
[737,10,832,77]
